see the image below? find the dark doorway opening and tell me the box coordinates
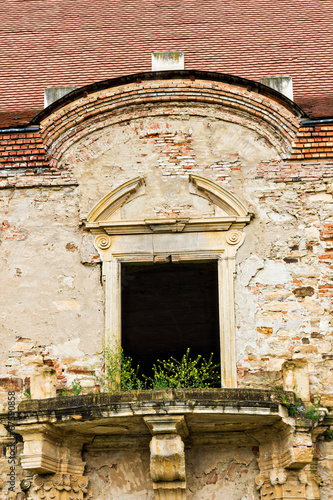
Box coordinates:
[121,260,220,376]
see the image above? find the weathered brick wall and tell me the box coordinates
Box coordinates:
[0,75,332,498]
[0,77,332,400]
[293,124,333,160]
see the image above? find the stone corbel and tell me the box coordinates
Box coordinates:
[255,420,319,500]
[16,424,90,500]
[144,415,189,500]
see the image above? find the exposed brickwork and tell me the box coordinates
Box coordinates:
[256,160,333,182]
[0,131,75,187]
[291,124,333,160]
[2,338,97,399]
[38,78,300,167]
[0,78,332,187]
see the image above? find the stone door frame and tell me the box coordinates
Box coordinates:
[84,175,252,388]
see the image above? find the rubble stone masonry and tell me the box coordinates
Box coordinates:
[0,73,332,499]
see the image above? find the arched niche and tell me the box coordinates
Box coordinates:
[83,175,252,388]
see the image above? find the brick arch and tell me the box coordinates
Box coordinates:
[34,71,305,167]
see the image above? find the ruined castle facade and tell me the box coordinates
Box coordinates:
[0,61,332,499]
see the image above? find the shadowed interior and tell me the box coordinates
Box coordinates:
[121,260,220,376]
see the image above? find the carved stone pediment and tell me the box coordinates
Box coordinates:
[83,174,252,235]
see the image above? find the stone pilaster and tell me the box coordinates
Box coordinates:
[16,424,91,500]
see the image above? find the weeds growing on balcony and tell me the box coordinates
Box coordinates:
[145,349,220,389]
[93,340,221,392]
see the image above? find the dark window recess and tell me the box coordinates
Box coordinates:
[121,260,220,376]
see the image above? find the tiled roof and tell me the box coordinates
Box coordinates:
[1,0,333,126]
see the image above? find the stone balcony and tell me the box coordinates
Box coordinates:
[1,389,320,499]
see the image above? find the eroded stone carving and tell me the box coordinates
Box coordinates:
[282,360,310,403]
[226,230,243,245]
[23,473,91,500]
[30,365,57,400]
[255,419,320,500]
[16,424,90,500]
[94,234,112,250]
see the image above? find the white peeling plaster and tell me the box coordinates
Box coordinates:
[267,211,295,223]
[51,338,85,358]
[308,192,333,202]
[254,260,291,285]
[238,255,264,287]
[305,227,320,239]
[54,299,81,311]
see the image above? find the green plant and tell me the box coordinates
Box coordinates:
[94,339,142,393]
[144,349,220,390]
[280,394,321,423]
[303,396,321,422]
[58,379,83,397]
[58,387,68,397]
[23,388,31,399]
[93,338,221,392]
[69,379,83,396]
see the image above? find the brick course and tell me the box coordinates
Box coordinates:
[0,76,332,188]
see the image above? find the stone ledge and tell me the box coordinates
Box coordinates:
[16,388,294,414]
[0,389,295,446]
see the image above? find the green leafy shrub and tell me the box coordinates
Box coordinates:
[145,349,220,389]
[280,394,321,423]
[94,340,142,393]
[58,379,83,397]
[70,379,83,396]
[303,397,321,422]
[94,341,221,392]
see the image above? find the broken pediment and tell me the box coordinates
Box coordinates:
[84,174,252,235]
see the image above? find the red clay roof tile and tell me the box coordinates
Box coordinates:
[1,0,333,126]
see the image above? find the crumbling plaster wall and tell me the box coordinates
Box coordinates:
[62,107,331,397]
[0,104,332,403]
[0,186,103,396]
[83,445,259,500]
[0,101,332,500]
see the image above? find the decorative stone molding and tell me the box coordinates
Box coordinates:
[255,420,319,499]
[144,416,188,500]
[94,234,112,251]
[83,175,252,388]
[85,175,252,236]
[189,174,249,217]
[87,176,145,223]
[18,424,85,475]
[21,473,91,500]
[16,424,90,499]
[226,230,243,246]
